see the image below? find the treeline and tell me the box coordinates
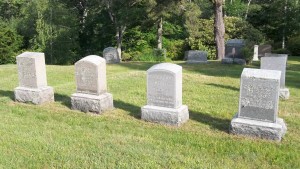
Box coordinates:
[0,0,300,64]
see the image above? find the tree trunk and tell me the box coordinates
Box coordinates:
[282,0,288,49]
[214,1,225,60]
[157,17,163,49]
[244,0,252,20]
[116,26,126,61]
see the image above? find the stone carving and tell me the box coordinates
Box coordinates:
[261,53,289,99]
[14,52,54,104]
[141,63,189,126]
[103,47,120,63]
[230,68,287,141]
[71,55,113,114]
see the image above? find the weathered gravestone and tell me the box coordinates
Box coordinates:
[14,52,54,104]
[185,50,208,64]
[261,53,289,100]
[230,68,287,141]
[71,55,113,114]
[258,45,272,57]
[103,47,120,63]
[141,63,189,126]
[222,39,246,65]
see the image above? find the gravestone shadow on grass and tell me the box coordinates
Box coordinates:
[0,90,14,100]
[206,83,239,92]
[113,99,141,119]
[189,110,231,133]
[54,93,71,108]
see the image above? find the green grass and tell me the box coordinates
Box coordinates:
[0,57,299,168]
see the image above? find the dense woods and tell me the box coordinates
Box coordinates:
[0,0,300,64]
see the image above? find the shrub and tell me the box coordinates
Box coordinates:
[0,23,22,64]
[241,40,255,64]
[163,39,187,60]
[272,48,290,55]
[287,35,300,56]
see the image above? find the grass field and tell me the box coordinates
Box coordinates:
[0,57,299,168]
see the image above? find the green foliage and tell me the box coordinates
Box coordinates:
[163,39,187,60]
[241,41,255,64]
[224,0,246,17]
[272,48,290,55]
[225,17,265,43]
[0,22,22,64]
[287,34,300,56]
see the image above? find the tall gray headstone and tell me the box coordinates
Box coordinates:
[71,55,113,114]
[223,39,246,65]
[14,52,54,104]
[103,47,120,63]
[185,50,208,64]
[258,45,272,57]
[141,63,189,126]
[261,53,289,100]
[230,68,287,141]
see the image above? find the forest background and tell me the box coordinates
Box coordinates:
[0,0,300,65]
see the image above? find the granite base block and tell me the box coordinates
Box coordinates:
[14,86,54,104]
[230,113,287,141]
[186,60,208,64]
[141,105,189,126]
[279,88,290,100]
[222,58,233,64]
[71,92,113,114]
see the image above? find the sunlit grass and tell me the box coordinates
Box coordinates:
[0,57,299,168]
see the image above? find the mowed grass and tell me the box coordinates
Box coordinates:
[0,57,299,168]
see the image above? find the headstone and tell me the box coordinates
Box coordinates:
[223,39,246,64]
[14,52,54,104]
[71,55,114,114]
[185,50,208,64]
[258,45,272,58]
[103,47,120,63]
[230,68,287,141]
[261,53,289,100]
[141,63,189,126]
[253,45,259,61]
[224,39,245,59]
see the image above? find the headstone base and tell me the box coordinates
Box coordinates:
[222,58,246,65]
[279,88,290,100]
[141,105,189,126]
[230,113,287,141]
[186,60,208,64]
[71,92,114,114]
[14,86,54,104]
[221,58,233,64]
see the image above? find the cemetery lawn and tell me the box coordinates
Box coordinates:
[0,57,300,169]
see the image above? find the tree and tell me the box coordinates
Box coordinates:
[211,0,225,60]
[101,0,150,60]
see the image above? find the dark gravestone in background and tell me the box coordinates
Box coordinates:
[225,39,245,59]
[258,45,272,57]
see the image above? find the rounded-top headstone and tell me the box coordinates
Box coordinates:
[75,55,107,95]
[147,63,182,109]
[103,47,120,63]
[16,52,47,88]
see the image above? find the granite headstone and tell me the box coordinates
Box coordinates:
[261,53,289,99]
[14,52,54,104]
[103,47,120,63]
[71,55,113,113]
[230,68,287,141]
[141,63,189,126]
